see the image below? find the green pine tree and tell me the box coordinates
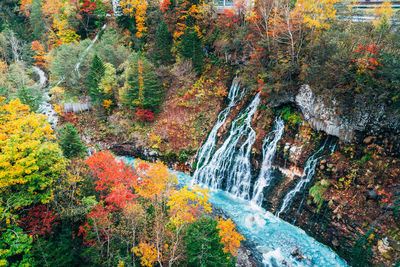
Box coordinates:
[57,123,86,159]
[120,54,164,112]
[87,54,106,108]
[185,216,235,267]
[154,19,173,65]
[30,0,45,40]
[179,26,204,74]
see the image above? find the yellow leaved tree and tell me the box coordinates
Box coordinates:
[296,0,341,30]
[168,186,212,226]
[120,0,149,38]
[373,1,393,29]
[134,242,158,267]
[216,217,245,256]
[135,160,177,203]
[0,98,66,221]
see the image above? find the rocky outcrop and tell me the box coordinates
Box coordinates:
[295,85,400,142]
[110,138,159,162]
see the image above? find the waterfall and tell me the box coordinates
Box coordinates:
[251,117,285,206]
[276,138,337,217]
[74,24,107,78]
[194,93,260,199]
[111,0,123,16]
[194,78,244,172]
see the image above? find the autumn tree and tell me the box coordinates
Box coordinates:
[216,217,245,256]
[18,204,58,236]
[120,0,149,38]
[98,63,118,114]
[31,40,47,69]
[134,242,158,267]
[296,0,341,30]
[78,203,115,264]
[165,186,212,266]
[85,151,139,209]
[0,98,66,221]
[373,1,393,32]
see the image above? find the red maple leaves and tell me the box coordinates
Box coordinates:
[81,0,96,14]
[19,205,58,237]
[136,109,155,122]
[85,151,139,208]
[351,44,384,71]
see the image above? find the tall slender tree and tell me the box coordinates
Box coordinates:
[179,24,203,74]
[154,19,173,65]
[87,54,105,108]
[120,54,163,112]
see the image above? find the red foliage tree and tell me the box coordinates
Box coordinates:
[351,44,383,71]
[85,151,139,208]
[19,205,58,237]
[81,0,97,13]
[78,204,112,245]
[221,9,240,28]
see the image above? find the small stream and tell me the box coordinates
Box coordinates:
[31,23,107,127]
[32,66,58,127]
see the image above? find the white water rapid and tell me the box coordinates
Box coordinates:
[251,117,285,206]
[123,157,348,267]
[32,66,59,127]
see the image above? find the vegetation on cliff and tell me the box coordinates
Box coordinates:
[0,0,399,266]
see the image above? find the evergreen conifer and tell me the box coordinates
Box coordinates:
[154,19,173,65]
[185,216,235,266]
[120,54,163,112]
[87,54,105,108]
[58,123,86,159]
[179,17,203,74]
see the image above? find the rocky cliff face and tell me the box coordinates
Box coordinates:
[294,85,400,142]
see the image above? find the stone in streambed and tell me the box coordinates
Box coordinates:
[366,190,378,200]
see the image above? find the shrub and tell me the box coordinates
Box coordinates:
[136,108,155,122]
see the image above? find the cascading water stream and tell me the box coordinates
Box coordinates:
[193,78,244,172]
[251,117,285,206]
[32,66,59,127]
[121,87,347,266]
[74,24,107,77]
[276,138,337,218]
[123,156,348,266]
[32,23,107,127]
[194,93,260,199]
[111,0,123,16]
